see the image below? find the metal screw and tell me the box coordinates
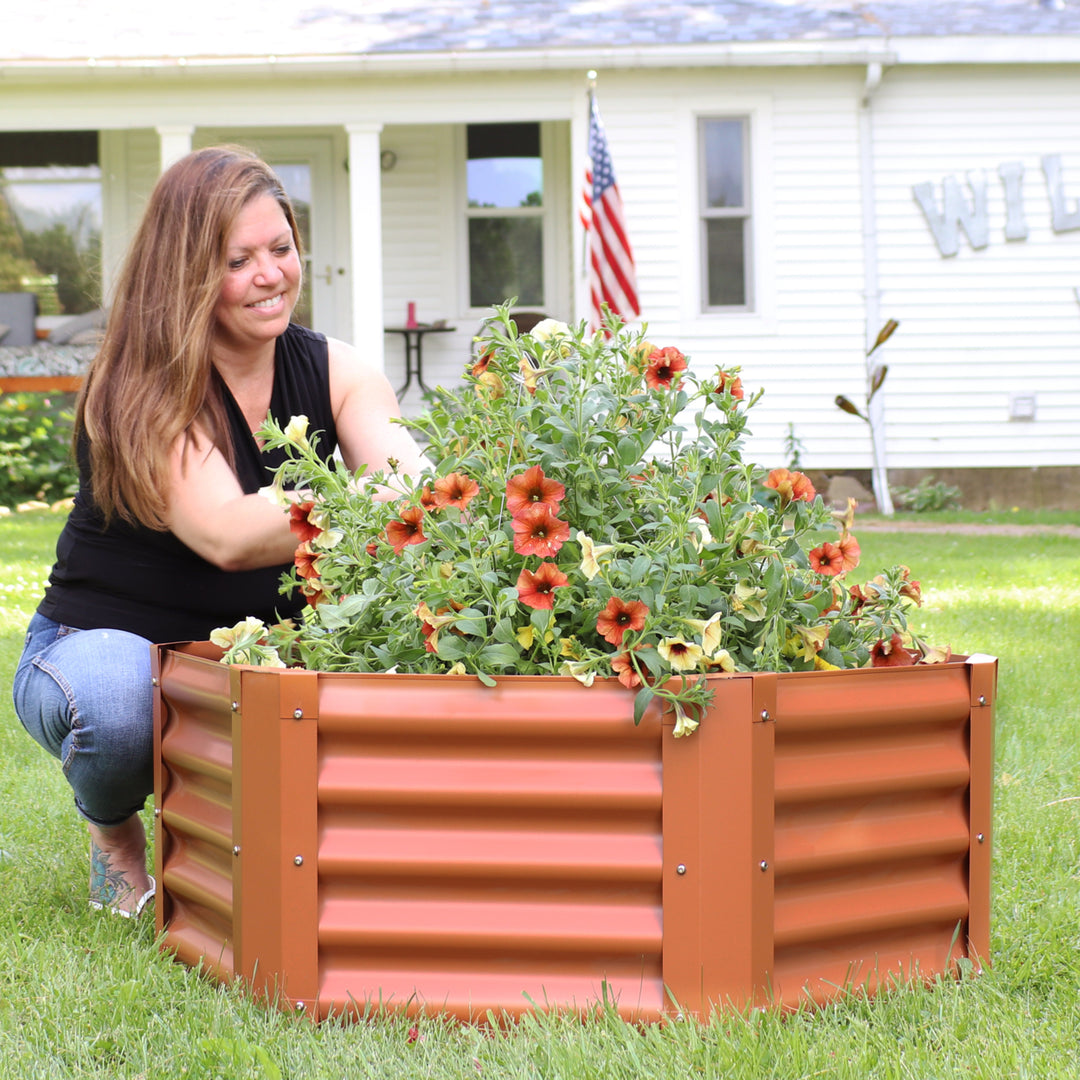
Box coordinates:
[231,701,239,712]
[759,860,769,872]
[295,1001,305,1012]
[294,855,304,867]
[761,709,771,721]
[232,846,241,856]
[676,864,687,876]
[151,677,159,686]
[293,708,304,720]
[154,807,161,817]
[977,833,985,844]
[978,695,987,706]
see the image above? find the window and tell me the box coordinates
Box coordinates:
[465,123,544,309]
[0,132,102,316]
[699,118,751,311]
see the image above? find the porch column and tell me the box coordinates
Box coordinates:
[156,125,194,172]
[345,123,385,371]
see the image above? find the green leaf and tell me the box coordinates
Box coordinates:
[453,608,488,637]
[633,685,655,725]
[479,643,522,668]
[435,636,469,661]
[629,555,653,586]
[617,436,642,467]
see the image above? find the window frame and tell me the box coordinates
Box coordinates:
[458,121,558,318]
[698,115,753,314]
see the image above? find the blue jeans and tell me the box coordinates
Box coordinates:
[12,612,154,828]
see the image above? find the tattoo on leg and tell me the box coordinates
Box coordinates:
[89,841,132,906]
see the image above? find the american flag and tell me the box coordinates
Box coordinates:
[581,92,640,331]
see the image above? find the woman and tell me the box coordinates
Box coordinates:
[12,146,427,916]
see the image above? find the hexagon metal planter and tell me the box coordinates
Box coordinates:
[152,644,995,1021]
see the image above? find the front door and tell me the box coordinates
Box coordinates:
[197,133,344,338]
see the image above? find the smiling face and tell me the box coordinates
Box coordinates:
[213,192,302,357]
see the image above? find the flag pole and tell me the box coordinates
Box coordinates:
[581,70,597,279]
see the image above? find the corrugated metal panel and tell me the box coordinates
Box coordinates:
[313,674,665,1021]
[154,649,995,1021]
[769,665,975,1007]
[153,645,237,982]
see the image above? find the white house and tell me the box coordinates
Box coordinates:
[2,0,1079,509]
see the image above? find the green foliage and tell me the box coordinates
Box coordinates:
[233,305,928,730]
[892,475,964,513]
[0,392,78,508]
[19,220,102,315]
[783,421,805,471]
[0,189,39,293]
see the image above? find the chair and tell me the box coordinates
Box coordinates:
[506,310,548,335]
[0,292,38,347]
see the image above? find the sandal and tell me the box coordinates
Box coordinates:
[89,876,156,919]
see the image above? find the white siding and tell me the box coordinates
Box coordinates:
[8,60,1078,473]
[870,65,1080,469]
[594,67,871,471]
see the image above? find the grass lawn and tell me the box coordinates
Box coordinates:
[1,510,1079,1078]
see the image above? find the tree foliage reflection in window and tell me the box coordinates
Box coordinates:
[0,132,102,316]
[466,123,544,309]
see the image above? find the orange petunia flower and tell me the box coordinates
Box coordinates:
[644,347,687,390]
[808,541,845,576]
[595,596,649,647]
[300,578,325,608]
[870,633,916,668]
[471,350,493,378]
[289,501,322,543]
[516,562,569,609]
[385,506,427,555]
[713,369,744,401]
[848,582,870,614]
[835,532,861,573]
[897,566,923,605]
[611,647,646,689]
[433,471,480,511]
[511,504,571,558]
[293,541,322,581]
[763,468,816,506]
[419,486,439,512]
[505,465,565,516]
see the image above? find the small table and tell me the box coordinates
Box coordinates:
[384,324,456,398]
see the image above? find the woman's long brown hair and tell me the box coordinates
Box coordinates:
[75,145,302,529]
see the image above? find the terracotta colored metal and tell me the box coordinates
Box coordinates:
[153,646,996,1021]
[0,376,84,393]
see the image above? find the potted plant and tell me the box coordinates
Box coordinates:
[153,305,995,1021]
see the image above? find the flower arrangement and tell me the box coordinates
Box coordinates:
[214,303,945,736]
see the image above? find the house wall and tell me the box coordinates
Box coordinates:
[870,64,1080,476]
[4,60,1079,502]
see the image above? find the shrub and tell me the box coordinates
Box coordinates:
[892,475,963,513]
[0,392,78,507]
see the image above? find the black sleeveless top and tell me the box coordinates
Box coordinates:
[38,324,339,643]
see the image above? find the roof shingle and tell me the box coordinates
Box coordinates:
[5,1,1080,63]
